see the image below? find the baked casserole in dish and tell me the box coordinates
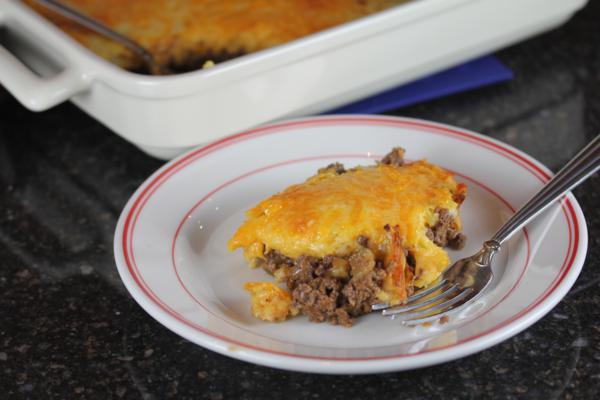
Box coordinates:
[25,0,409,73]
[229,148,467,326]
[1,0,586,158]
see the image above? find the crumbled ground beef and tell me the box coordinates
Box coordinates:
[448,233,467,249]
[453,190,466,205]
[288,256,317,283]
[380,147,405,166]
[341,268,387,315]
[426,208,466,250]
[318,162,346,174]
[292,278,347,325]
[283,249,386,327]
[356,235,369,247]
[262,250,293,274]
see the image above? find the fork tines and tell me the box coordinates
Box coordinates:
[371,280,474,325]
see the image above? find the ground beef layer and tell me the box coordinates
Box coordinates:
[260,243,387,327]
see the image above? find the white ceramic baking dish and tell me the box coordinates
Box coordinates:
[0,0,588,159]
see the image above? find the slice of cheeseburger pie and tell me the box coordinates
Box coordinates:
[228,148,467,326]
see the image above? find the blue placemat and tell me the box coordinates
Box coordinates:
[328,55,513,114]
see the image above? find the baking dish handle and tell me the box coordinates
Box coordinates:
[0,0,91,111]
[0,43,90,111]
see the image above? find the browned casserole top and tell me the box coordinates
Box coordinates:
[25,0,408,73]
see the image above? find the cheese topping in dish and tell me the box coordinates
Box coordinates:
[26,0,409,74]
[229,148,467,326]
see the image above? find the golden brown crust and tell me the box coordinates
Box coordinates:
[24,0,408,73]
[244,282,298,322]
[229,155,466,305]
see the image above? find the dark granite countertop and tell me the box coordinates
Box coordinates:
[1,3,599,399]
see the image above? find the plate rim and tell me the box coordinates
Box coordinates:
[113,115,588,374]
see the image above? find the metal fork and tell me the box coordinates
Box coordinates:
[372,134,600,325]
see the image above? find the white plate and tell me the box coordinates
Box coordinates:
[114,115,588,374]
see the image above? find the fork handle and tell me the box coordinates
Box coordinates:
[491,134,600,245]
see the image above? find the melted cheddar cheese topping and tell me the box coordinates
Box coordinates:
[229,160,465,289]
[26,0,408,72]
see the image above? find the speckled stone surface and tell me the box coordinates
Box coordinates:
[1,3,599,399]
